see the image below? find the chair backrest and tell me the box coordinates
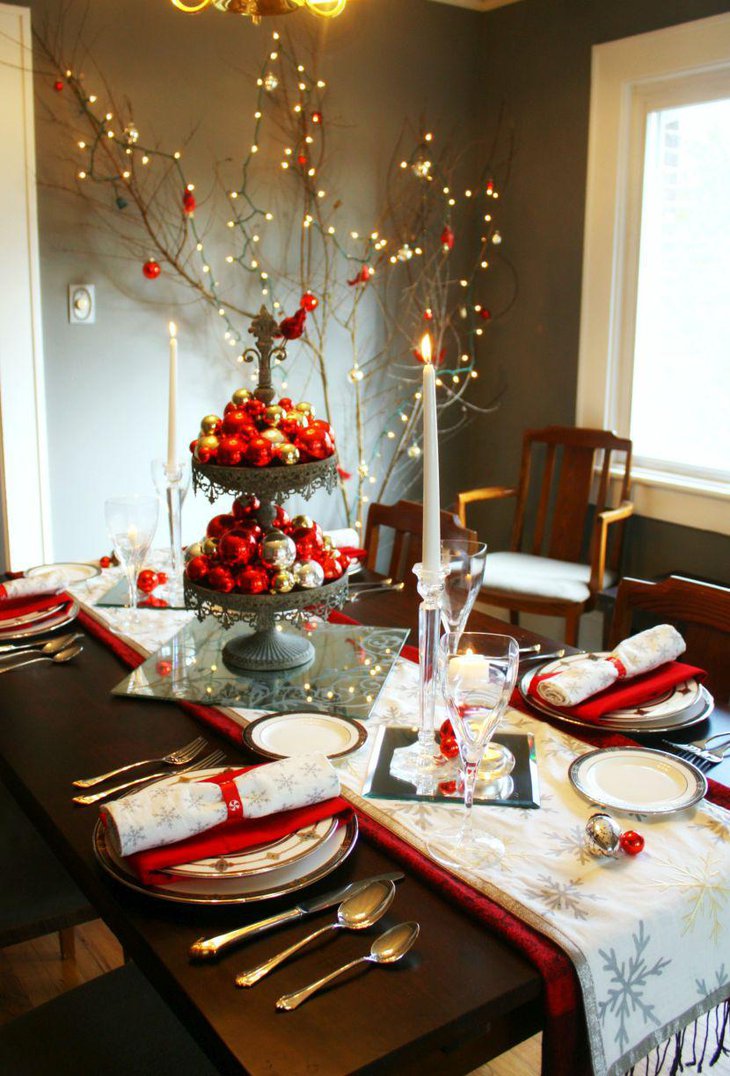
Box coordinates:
[364,499,477,582]
[511,426,632,567]
[610,575,730,703]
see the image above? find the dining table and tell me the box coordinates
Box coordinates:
[0,570,727,1076]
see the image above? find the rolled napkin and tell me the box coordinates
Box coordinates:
[534,624,686,708]
[102,752,340,858]
[326,527,359,550]
[0,571,67,601]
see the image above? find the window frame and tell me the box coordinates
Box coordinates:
[576,13,730,537]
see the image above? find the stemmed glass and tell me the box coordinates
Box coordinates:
[440,539,487,642]
[104,496,159,631]
[428,632,519,869]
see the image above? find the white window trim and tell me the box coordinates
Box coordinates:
[577,13,730,537]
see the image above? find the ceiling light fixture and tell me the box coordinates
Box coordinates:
[170,0,347,20]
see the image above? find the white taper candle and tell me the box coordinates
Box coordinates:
[167,321,178,472]
[421,333,441,575]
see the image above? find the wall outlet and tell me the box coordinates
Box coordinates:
[68,284,96,324]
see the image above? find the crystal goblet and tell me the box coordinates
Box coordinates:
[104,495,159,631]
[427,632,519,869]
[439,539,487,642]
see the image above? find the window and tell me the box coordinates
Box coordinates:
[577,14,730,535]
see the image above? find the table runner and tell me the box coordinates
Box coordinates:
[71,579,729,1076]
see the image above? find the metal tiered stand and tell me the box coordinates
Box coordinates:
[184,308,349,673]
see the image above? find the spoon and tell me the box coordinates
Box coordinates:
[276,921,420,1011]
[0,632,82,659]
[0,643,83,675]
[236,879,396,988]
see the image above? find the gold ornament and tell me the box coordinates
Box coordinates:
[260,428,286,446]
[200,414,222,435]
[270,569,296,593]
[263,404,286,427]
[202,537,219,557]
[194,434,220,460]
[275,442,300,466]
[185,541,203,561]
[322,535,335,551]
[231,387,251,406]
[291,514,314,530]
[284,409,306,428]
[294,401,315,419]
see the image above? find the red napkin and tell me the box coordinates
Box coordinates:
[339,547,368,560]
[528,660,706,723]
[0,592,73,627]
[118,776,352,887]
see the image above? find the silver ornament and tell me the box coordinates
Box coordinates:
[293,559,325,590]
[259,528,296,570]
[584,812,621,858]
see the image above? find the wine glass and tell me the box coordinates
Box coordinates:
[428,632,519,869]
[440,539,488,642]
[104,496,159,630]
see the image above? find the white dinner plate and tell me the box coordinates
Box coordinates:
[569,747,707,815]
[243,710,368,761]
[0,599,80,641]
[25,561,101,583]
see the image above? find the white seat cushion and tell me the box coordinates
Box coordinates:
[482,552,617,605]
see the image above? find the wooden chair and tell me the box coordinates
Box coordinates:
[456,426,634,645]
[364,499,477,583]
[610,575,730,704]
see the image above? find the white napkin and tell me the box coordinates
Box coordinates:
[0,571,68,600]
[536,624,686,707]
[325,527,359,549]
[101,752,340,857]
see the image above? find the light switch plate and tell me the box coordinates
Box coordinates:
[68,284,96,324]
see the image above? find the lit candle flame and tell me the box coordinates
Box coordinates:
[420,333,432,365]
[168,321,177,338]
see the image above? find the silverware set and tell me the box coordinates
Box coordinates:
[348,580,405,602]
[0,633,83,674]
[662,732,730,771]
[72,737,223,805]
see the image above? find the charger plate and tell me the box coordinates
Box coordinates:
[243,710,367,761]
[569,747,707,815]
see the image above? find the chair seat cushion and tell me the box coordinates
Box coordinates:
[0,963,218,1075]
[482,552,617,605]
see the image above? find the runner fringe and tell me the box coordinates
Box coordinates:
[626,1000,730,1076]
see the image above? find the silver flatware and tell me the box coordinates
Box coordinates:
[72,749,226,805]
[661,740,725,768]
[276,921,420,1011]
[0,632,82,659]
[0,643,83,675]
[0,603,66,630]
[518,648,568,664]
[686,731,730,754]
[349,582,405,603]
[236,879,395,987]
[349,578,394,589]
[72,735,208,788]
[189,871,405,960]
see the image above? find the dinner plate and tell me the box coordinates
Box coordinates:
[243,710,368,761]
[569,747,707,815]
[0,599,80,641]
[25,561,101,583]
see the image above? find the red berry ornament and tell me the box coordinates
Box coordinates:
[207,566,235,594]
[619,831,645,856]
[441,225,455,252]
[136,569,159,594]
[244,436,273,467]
[54,79,65,92]
[143,259,161,280]
[440,735,460,760]
[206,514,236,539]
[219,532,257,568]
[300,291,319,312]
[278,308,307,341]
[479,308,492,321]
[235,565,269,594]
[311,111,322,125]
[182,189,196,215]
[99,556,112,569]
[186,555,210,584]
[157,572,168,585]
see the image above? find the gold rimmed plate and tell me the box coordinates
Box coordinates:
[243,710,368,761]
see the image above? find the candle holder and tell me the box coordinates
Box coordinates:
[390,561,450,790]
[151,458,191,604]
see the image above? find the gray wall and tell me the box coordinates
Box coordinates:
[450,0,730,584]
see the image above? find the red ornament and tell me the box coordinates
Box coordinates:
[186,555,211,584]
[440,735,460,760]
[99,556,112,569]
[619,831,645,856]
[232,494,260,520]
[244,436,274,467]
[222,409,253,438]
[244,398,267,421]
[413,345,447,367]
[437,780,458,796]
[235,565,269,595]
[311,111,322,125]
[337,466,352,481]
[319,552,345,582]
[142,259,161,280]
[219,532,257,568]
[206,514,236,539]
[479,308,492,321]
[439,719,454,740]
[182,189,196,215]
[235,520,263,544]
[140,595,169,608]
[136,569,160,594]
[441,225,455,252]
[300,291,319,312]
[297,425,335,461]
[156,660,173,677]
[278,397,293,411]
[297,153,308,167]
[294,524,324,561]
[274,504,291,530]
[423,308,434,321]
[309,419,332,434]
[157,572,169,585]
[278,308,307,341]
[347,265,374,287]
[486,179,495,196]
[53,79,65,93]
[217,435,245,467]
[207,566,235,594]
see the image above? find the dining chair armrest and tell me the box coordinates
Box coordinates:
[455,487,517,527]
[589,501,634,594]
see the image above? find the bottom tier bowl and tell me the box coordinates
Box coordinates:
[184,574,349,672]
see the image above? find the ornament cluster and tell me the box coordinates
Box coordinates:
[185,496,350,596]
[190,389,335,469]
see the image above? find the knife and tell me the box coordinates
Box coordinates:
[189,871,405,960]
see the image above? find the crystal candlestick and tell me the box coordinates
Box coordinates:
[390,562,449,790]
[151,459,190,604]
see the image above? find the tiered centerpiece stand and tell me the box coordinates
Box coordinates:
[184,309,349,672]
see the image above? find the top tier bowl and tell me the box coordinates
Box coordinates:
[192,454,339,504]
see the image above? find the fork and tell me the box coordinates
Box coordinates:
[662,733,730,766]
[72,735,208,788]
[72,749,227,805]
[661,746,717,773]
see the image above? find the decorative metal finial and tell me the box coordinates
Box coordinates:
[243,306,287,405]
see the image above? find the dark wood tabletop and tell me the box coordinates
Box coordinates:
[0,583,726,1075]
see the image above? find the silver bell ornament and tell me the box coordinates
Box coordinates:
[584,812,622,858]
[294,559,325,590]
[259,529,296,570]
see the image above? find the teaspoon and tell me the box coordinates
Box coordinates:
[275,921,420,1011]
[236,879,395,987]
[0,643,83,675]
[0,632,82,660]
